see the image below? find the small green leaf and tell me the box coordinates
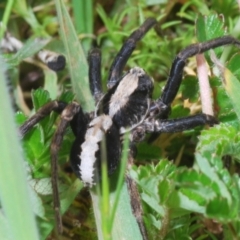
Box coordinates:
[195,152,232,203]
[196,14,226,61]
[169,191,205,213]
[15,112,28,125]
[32,88,51,111]
[211,77,239,125]
[181,76,200,102]
[141,192,165,216]
[59,91,75,102]
[206,197,231,220]
[22,126,45,163]
[212,54,240,122]
[158,179,172,203]
[43,69,58,100]
[31,89,57,138]
[227,53,240,78]
[29,178,52,195]
[136,142,161,160]
[196,14,226,42]
[170,104,190,119]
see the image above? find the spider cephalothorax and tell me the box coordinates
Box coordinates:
[19,17,240,233]
[102,67,154,132]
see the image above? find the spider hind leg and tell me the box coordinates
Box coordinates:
[19,100,82,233]
[146,36,240,142]
[143,113,218,134]
[50,102,80,232]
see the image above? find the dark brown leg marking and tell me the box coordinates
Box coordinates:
[50,102,80,233]
[126,154,148,240]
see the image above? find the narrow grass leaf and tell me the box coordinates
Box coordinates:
[0,57,39,240]
[110,182,144,240]
[0,211,12,240]
[43,69,58,100]
[6,38,50,67]
[72,0,93,52]
[60,179,83,214]
[54,0,94,112]
[0,0,15,39]
[109,132,130,228]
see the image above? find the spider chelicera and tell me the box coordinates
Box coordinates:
[19,18,240,234]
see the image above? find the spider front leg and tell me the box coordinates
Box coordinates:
[107,18,157,89]
[19,101,82,233]
[88,48,103,103]
[155,36,240,118]
[19,100,67,137]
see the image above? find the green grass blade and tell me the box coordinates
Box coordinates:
[72,0,93,52]
[54,0,95,112]
[0,57,39,240]
[0,0,15,39]
[13,0,47,36]
[6,38,50,67]
[91,133,142,239]
[72,0,93,34]
[109,132,130,228]
[91,181,143,240]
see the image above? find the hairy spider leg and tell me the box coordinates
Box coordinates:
[19,101,86,233]
[126,154,148,240]
[145,113,218,134]
[88,48,103,103]
[19,100,67,137]
[107,18,157,89]
[157,36,240,116]
[38,50,66,72]
[146,36,240,141]
[50,102,80,233]
[145,36,240,138]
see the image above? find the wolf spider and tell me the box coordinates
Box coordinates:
[19,17,240,237]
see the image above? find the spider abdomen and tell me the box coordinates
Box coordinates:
[70,115,121,187]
